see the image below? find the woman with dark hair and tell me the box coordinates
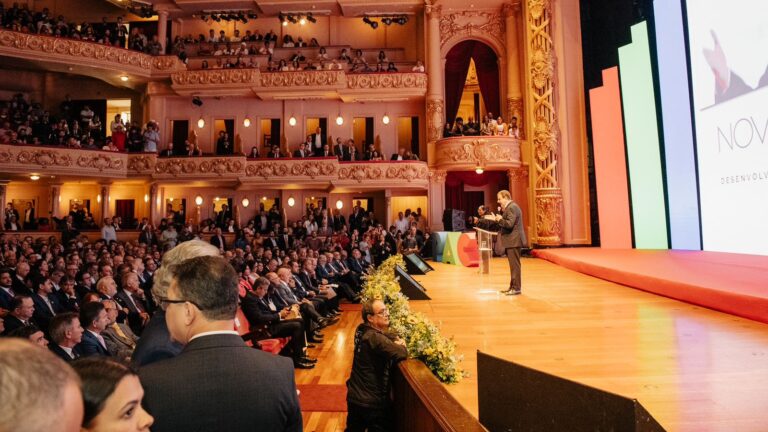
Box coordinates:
[71,357,154,432]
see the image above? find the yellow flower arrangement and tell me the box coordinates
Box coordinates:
[361,255,464,383]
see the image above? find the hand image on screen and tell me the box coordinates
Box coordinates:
[702,30,730,94]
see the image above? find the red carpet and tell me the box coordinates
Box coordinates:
[533,248,768,324]
[298,384,347,412]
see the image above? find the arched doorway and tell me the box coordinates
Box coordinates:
[444,40,500,128]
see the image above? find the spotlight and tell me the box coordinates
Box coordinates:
[396,15,408,25]
[382,17,392,25]
[287,14,298,24]
[299,16,306,25]
[363,16,378,29]
[201,14,208,22]
[307,13,316,23]
[282,20,288,27]
[211,14,221,22]
[30,174,40,181]
[247,12,258,19]
[120,75,129,82]
[221,13,231,21]
[192,97,203,107]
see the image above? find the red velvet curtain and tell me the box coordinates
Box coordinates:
[445,171,509,217]
[444,42,475,126]
[444,41,501,124]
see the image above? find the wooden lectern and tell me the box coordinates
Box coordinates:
[474,227,498,274]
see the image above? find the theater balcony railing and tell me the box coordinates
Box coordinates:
[170,69,427,101]
[0,29,185,84]
[0,144,429,189]
[432,136,523,172]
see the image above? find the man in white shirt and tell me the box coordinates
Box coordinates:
[101,217,117,243]
[49,312,84,362]
[394,211,410,234]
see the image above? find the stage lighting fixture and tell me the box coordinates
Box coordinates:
[363,16,378,29]
[382,17,392,25]
[287,14,298,24]
[192,96,203,106]
[247,12,258,19]
[299,16,306,25]
[201,14,208,22]
[307,13,317,23]
[221,13,231,21]
[212,14,221,22]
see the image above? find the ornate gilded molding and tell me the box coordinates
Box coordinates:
[260,70,344,87]
[289,161,337,179]
[171,69,260,86]
[503,1,523,16]
[199,158,244,176]
[338,165,384,183]
[437,137,522,168]
[154,157,244,177]
[77,154,124,171]
[346,73,427,90]
[154,159,198,176]
[525,0,563,245]
[425,4,443,19]
[439,11,505,49]
[0,29,184,73]
[245,162,291,179]
[429,169,448,183]
[14,148,73,167]
[426,98,445,144]
[385,164,429,182]
[507,166,529,181]
[127,155,155,173]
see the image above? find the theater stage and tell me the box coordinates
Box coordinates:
[300,256,768,431]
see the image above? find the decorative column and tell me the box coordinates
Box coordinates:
[0,182,8,229]
[425,3,444,167]
[50,184,61,218]
[504,1,525,138]
[428,169,447,230]
[99,184,110,220]
[149,183,159,226]
[157,10,169,54]
[523,0,563,246]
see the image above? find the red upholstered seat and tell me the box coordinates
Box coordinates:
[235,307,289,354]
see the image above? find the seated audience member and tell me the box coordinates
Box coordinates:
[0,339,84,432]
[117,272,150,335]
[102,299,139,361]
[132,240,218,367]
[160,141,174,157]
[8,324,49,347]
[72,357,154,432]
[30,274,63,332]
[412,60,425,72]
[346,299,408,432]
[2,295,38,335]
[79,301,111,357]
[293,142,310,158]
[48,312,84,362]
[391,147,407,160]
[268,144,282,158]
[247,145,261,158]
[387,62,398,72]
[139,256,302,432]
[241,276,315,369]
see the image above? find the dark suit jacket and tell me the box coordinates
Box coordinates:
[277,234,294,251]
[131,310,184,367]
[49,343,82,362]
[31,292,64,332]
[333,145,347,160]
[0,287,14,311]
[241,292,281,327]
[80,330,112,357]
[292,149,308,158]
[498,201,526,248]
[139,333,302,432]
[115,289,147,335]
[210,235,227,250]
[391,153,404,160]
[2,314,36,335]
[138,230,157,246]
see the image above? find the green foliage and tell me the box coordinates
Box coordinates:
[361,255,464,383]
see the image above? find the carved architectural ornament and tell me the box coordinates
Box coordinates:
[337,165,384,183]
[506,97,525,139]
[154,159,198,176]
[289,161,337,179]
[199,159,244,176]
[245,163,291,179]
[425,3,443,19]
[525,0,562,245]
[429,169,448,183]
[386,164,429,182]
[439,10,505,49]
[155,158,243,176]
[12,148,73,167]
[440,138,521,166]
[346,73,427,90]
[127,155,155,173]
[507,166,529,181]
[77,154,124,171]
[336,163,429,183]
[260,70,344,87]
[426,99,445,144]
[171,69,259,86]
[0,29,184,72]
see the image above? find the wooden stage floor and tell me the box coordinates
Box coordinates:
[299,257,768,431]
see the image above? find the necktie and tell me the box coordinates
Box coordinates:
[112,323,135,348]
[95,333,107,350]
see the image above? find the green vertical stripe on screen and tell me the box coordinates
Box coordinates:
[618,22,669,249]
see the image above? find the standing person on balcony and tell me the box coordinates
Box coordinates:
[310,127,326,156]
[79,105,94,131]
[110,114,126,151]
[346,299,407,432]
[216,131,232,155]
[142,121,160,153]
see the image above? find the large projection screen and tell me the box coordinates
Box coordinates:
[686,0,768,255]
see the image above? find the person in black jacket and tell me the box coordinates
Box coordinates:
[346,299,408,431]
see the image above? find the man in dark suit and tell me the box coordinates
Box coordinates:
[115,272,150,335]
[277,229,294,250]
[139,256,303,432]
[30,275,64,333]
[210,227,227,252]
[78,301,112,357]
[22,202,35,230]
[48,312,84,362]
[0,268,15,313]
[293,142,309,158]
[391,147,406,160]
[494,190,526,295]
[2,295,37,335]
[11,262,30,296]
[333,138,348,161]
[241,276,314,369]
[138,224,157,247]
[310,127,326,156]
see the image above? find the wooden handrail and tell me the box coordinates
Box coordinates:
[393,360,486,432]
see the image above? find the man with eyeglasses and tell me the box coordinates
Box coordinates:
[346,299,408,432]
[139,255,302,432]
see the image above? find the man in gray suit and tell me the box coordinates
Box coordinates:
[495,190,526,295]
[139,255,302,432]
[101,299,138,362]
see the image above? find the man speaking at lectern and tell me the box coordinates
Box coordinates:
[494,190,526,296]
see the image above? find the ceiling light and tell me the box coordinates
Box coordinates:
[475,166,484,174]
[336,116,344,126]
[262,196,267,201]
[30,174,40,181]
[382,115,390,125]
[282,20,288,26]
[120,75,129,82]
